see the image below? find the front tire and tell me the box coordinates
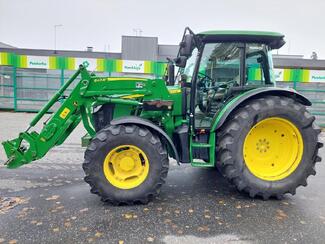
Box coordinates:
[216,96,322,199]
[82,124,169,205]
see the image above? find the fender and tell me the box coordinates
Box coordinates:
[211,87,312,132]
[110,116,180,164]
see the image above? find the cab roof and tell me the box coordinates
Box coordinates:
[197,30,285,49]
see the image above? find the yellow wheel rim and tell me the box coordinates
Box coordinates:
[243,117,303,181]
[103,145,149,189]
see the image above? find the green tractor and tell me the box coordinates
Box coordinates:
[2,27,322,204]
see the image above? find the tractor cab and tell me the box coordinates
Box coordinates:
[169,27,285,129]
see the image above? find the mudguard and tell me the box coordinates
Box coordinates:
[211,87,312,132]
[110,116,180,164]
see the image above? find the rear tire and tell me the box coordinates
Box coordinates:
[216,96,323,199]
[82,124,169,205]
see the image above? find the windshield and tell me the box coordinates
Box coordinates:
[200,43,241,84]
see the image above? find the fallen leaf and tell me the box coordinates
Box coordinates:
[197,226,210,232]
[123,213,133,219]
[276,209,288,219]
[30,220,37,224]
[118,241,124,244]
[79,208,89,213]
[237,214,242,218]
[174,210,180,214]
[188,209,194,213]
[147,237,155,242]
[53,227,59,232]
[133,215,138,219]
[164,219,172,224]
[282,202,289,205]
[143,208,149,211]
[64,222,71,228]
[36,222,42,226]
[87,238,94,243]
[0,197,29,214]
[71,216,77,220]
[8,240,17,244]
[204,215,211,219]
[81,227,88,232]
[45,195,60,201]
[236,205,242,209]
[95,232,103,238]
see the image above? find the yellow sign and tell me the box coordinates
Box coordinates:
[169,88,181,94]
[59,107,70,119]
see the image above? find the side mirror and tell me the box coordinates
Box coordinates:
[179,34,194,57]
[175,56,187,68]
[167,63,175,85]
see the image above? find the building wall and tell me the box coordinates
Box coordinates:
[122,36,158,61]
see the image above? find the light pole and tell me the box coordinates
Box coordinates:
[133,28,143,36]
[54,24,63,51]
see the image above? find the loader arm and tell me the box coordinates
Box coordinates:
[2,64,92,168]
[2,63,175,169]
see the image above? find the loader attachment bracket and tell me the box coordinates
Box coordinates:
[2,132,38,168]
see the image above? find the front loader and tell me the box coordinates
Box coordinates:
[2,28,322,204]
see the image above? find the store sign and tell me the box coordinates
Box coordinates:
[274,68,284,81]
[75,58,97,71]
[310,70,325,82]
[122,60,144,73]
[27,56,49,69]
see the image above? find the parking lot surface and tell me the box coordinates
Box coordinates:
[1,111,325,244]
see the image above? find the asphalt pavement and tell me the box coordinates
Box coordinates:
[1,112,325,244]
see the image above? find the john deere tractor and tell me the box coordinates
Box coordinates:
[2,28,322,204]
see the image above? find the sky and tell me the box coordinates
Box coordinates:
[0,0,324,58]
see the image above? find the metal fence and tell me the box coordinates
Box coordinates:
[277,81,325,127]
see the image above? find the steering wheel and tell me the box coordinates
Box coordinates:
[197,72,215,90]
